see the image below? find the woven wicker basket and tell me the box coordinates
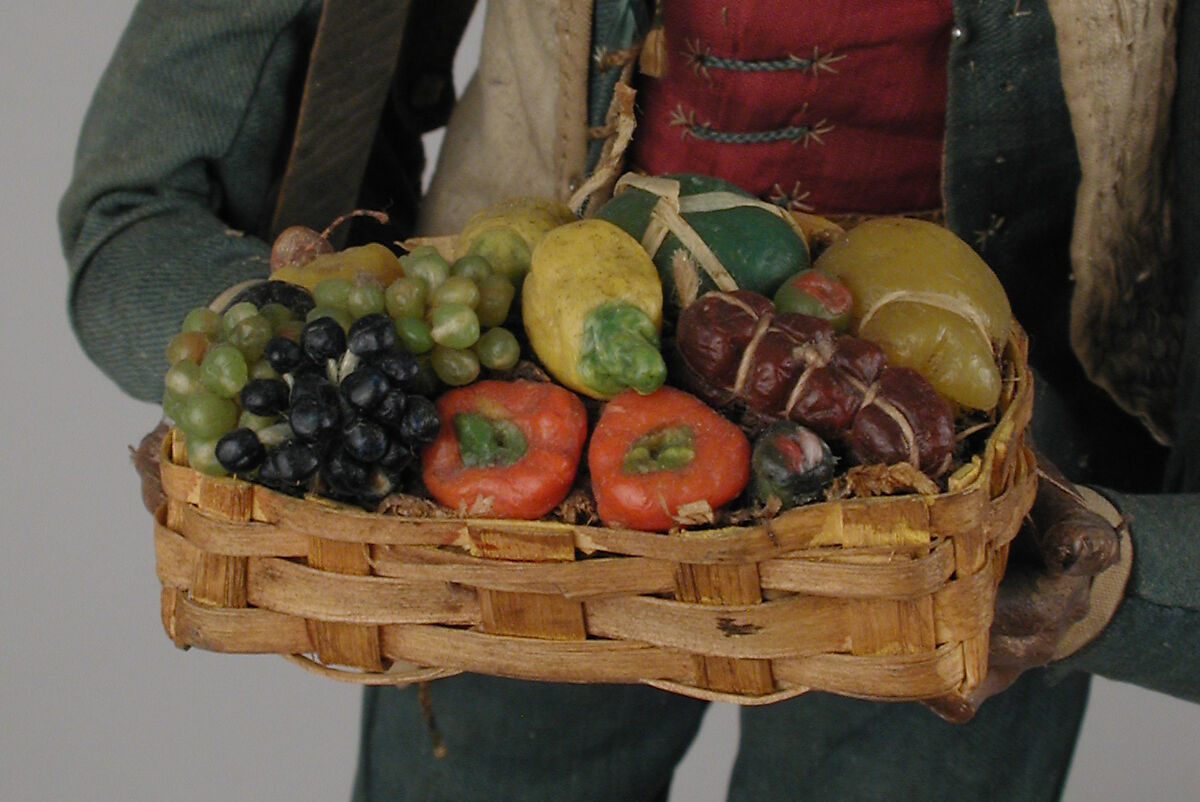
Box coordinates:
[153,325,1035,705]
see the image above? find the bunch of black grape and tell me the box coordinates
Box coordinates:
[167,280,441,509]
[244,311,439,507]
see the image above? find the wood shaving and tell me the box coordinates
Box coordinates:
[673,500,716,527]
[554,488,600,525]
[826,462,940,499]
[375,492,452,518]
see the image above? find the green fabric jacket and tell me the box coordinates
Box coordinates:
[60,1,1200,799]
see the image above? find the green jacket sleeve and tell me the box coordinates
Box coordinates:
[59,0,321,402]
[1055,489,1200,702]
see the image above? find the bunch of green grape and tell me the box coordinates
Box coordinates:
[161,283,315,477]
[378,245,522,386]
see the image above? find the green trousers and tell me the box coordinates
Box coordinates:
[352,669,1090,801]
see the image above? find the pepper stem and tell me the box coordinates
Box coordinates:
[622,425,695,474]
[453,412,528,467]
[578,300,667,396]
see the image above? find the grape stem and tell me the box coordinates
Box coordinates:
[335,351,360,383]
[318,209,390,243]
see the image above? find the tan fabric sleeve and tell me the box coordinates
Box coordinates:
[417,0,567,237]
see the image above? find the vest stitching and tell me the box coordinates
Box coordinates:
[685,39,844,82]
[669,103,834,146]
[767,181,815,212]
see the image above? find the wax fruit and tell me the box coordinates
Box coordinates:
[161,278,442,506]
[421,380,588,518]
[814,217,1011,411]
[588,386,751,531]
[750,421,836,509]
[453,196,576,286]
[594,172,809,315]
[272,242,406,291]
[772,269,853,332]
[522,219,666,399]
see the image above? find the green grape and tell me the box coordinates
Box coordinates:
[474,327,521,371]
[431,275,481,309]
[395,316,435,354]
[275,319,304,341]
[385,276,427,320]
[465,227,531,285]
[181,307,221,338]
[409,353,440,396]
[431,344,481,386]
[400,245,450,292]
[306,305,354,330]
[178,390,240,440]
[346,283,387,318]
[450,254,493,283]
[238,409,279,432]
[429,303,480,349]
[199,343,249,398]
[313,277,354,309]
[248,358,280,381]
[258,302,294,331]
[221,301,259,338]
[165,331,209,365]
[164,360,205,397]
[475,274,516,328]
[256,421,295,448]
[228,314,273,362]
[162,389,188,423]
[185,435,228,477]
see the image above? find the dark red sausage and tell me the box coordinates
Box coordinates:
[676,290,955,476]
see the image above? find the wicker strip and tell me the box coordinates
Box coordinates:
[758,541,955,598]
[371,546,678,599]
[167,500,308,557]
[163,588,313,654]
[245,558,480,626]
[584,594,853,660]
[379,624,699,685]
[772,643,965,699]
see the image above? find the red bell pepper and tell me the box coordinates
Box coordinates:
[588,386,750,531]
[422,379,587,518]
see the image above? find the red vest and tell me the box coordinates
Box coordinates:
[630,0,953,214]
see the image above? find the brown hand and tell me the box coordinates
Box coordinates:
[131,419,171,514]
[925,454,1123,723]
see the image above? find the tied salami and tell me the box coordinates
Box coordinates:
[675,290,954,476]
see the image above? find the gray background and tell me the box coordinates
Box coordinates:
[3,2,1197,800]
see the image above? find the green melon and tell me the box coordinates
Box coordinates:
[593,173,809,316]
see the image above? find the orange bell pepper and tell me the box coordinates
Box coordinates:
[422,379,587,518]
[588,386,750,531]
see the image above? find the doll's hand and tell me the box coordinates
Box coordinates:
[131,419,171,513]
[924,454,1127,723]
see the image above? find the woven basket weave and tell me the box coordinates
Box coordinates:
[153,325,1035,705]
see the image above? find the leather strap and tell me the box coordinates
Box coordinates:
[270,0,415,246]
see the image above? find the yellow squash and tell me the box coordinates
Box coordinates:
[522,219,664,399]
